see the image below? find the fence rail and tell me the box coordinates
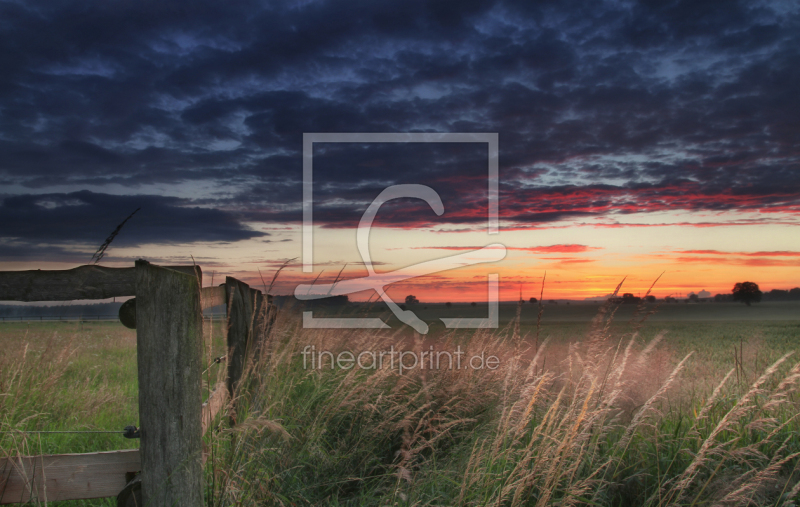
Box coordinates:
[0,450,141,504]
[0,314,226,322]
[0,264,199,302]
[0,314,120,322]
[0,382,228,504]
[0,261,274,505]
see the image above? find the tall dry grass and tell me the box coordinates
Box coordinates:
[2,296,799,506]
[204,296,800,506]
[0,324,139,459]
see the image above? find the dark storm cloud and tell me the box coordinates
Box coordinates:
[0,0,798,253]
[0,191,266,254]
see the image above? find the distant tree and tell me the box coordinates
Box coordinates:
[405,295,419,305]
[688,293,699,303]
[529,297,537,304]
[790,288,800,300]
[732,281,762,306]
[445,302,452,307]
[645,295,656,303]
[471,302,477,307]
[665,296,677,303]
[621,293,641,304]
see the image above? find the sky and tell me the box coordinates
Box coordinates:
[1,0,799,302]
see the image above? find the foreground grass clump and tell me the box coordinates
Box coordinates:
[207,303,800,506]
[3,302,800,506]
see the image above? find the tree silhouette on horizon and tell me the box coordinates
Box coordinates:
[732,281,762,306]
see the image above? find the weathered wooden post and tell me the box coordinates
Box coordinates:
[250,289,268,358]
[224,277,253,424]
[135,260,203,506]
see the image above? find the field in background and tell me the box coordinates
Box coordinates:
[311,301,800,376]
[315,299,800,323]
[2,302,800,505]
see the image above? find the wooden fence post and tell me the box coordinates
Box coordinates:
[225,277,254,424]
[251,292,278,359]
[251,289,267,356]
[135,260,203,506]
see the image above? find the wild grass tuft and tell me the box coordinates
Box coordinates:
[204,294,800,506]
[3,290,800,506]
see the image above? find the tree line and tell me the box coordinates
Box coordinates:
[715,287,800,302]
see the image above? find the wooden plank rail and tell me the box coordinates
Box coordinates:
[118,285,226,329]
[201,285,226,309]
[0,265,200,302]
[0,450,140,504]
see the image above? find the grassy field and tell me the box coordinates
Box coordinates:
[2,301,800,505]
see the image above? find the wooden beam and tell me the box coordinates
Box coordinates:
[201,382,229,436]
[0,449,140,504]
[118,298,136,329]
[0,266,136,302]
[116,279,219,329]
[135,260,203,506]
[201,285,226,309]
[0,264,201,302]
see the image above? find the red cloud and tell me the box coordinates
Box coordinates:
[545,258,596,264]
[412,244,600,253]
[679,250,800,257]
[661,255,800,268]
[741,258,800,267]
[578,219,800,229]
[496,182,800,225]
[524,244,600,253]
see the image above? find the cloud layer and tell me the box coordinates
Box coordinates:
[1,0,798,258]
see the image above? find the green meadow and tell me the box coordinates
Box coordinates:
[2,301,800,505]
